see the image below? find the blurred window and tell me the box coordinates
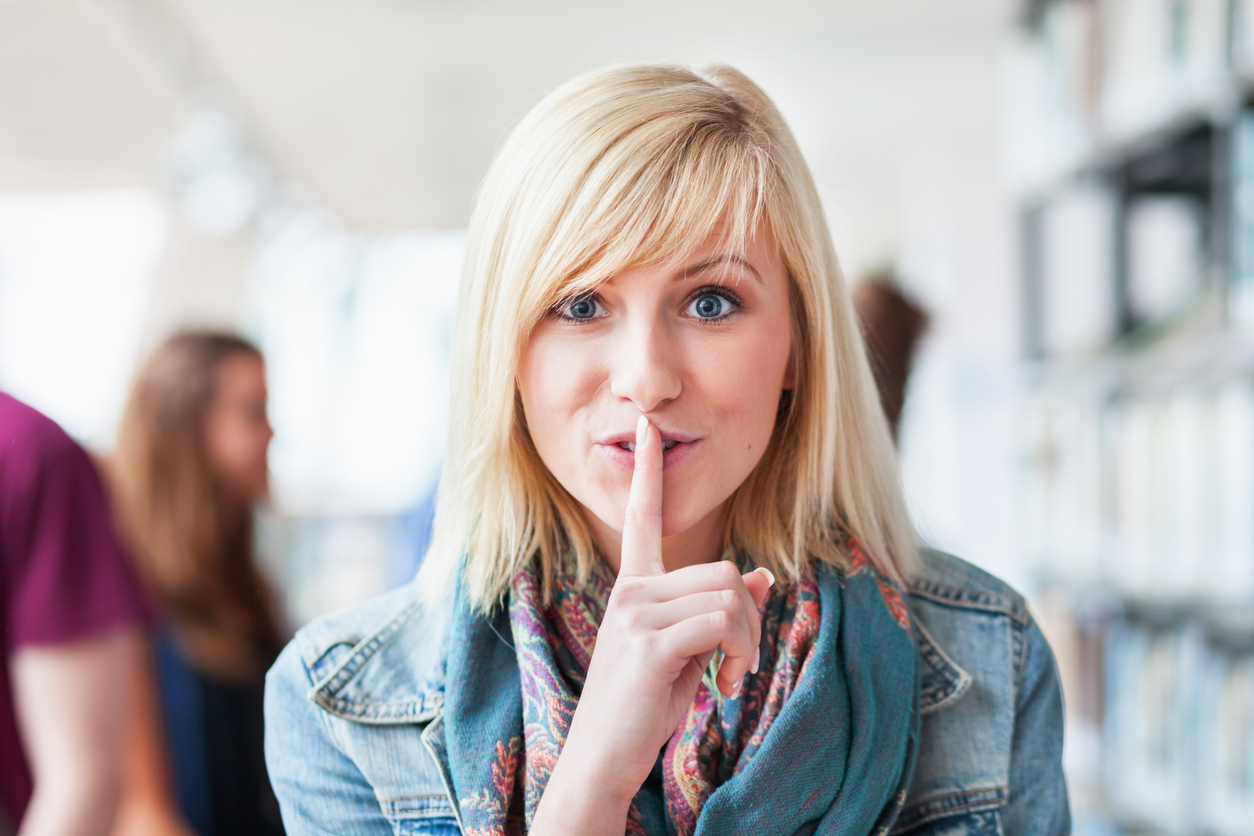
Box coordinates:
[243,213,462,516]
[0,188,167,449]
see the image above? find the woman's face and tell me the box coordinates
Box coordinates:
[205,352,273,504]
[518,222,794,558]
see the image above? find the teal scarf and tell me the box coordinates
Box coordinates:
[443,546,919,835]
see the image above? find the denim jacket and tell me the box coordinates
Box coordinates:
[264,549,1070,835]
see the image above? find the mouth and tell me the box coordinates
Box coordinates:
[597,428,702,471]
[617,440,679,452]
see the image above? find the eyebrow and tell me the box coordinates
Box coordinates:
[679,254,763,284]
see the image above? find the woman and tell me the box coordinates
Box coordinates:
[265,64,1069,835]
[111,332,285,836]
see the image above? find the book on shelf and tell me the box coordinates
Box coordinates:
[1126,195,1207,327]
[1021,379,1254,604]
[1103,615,1254,836]
[1039,183,1119,357]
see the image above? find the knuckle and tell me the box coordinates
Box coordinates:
[715,560,740,585]
[719,589,741,613]
[708,609,729,632]
[613,581,638,604]
[616,579,650,606]
[639,631,662,659]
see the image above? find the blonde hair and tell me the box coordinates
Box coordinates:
[422,63,917,611]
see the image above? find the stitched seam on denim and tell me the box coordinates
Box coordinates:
[309,651,339,683]
[1011,616,1027,708]
[308,598,421,697]
[381,795,457,818]
[909,579,1023,617]
[908,582,1028,625]
[314,693,444,724]
[915,620,972,714]
[898,784,1005,815]
[422,714,466,835]
[324,600,421,695]
[890,799,1003,833]
[305,599,447,723]
[295,653,359,765]
[892,785,1006,831]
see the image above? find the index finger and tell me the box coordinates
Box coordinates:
[618,415,665,578]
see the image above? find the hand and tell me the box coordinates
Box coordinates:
[532,416,773,834]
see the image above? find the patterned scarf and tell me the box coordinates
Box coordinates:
[443,544,919,836]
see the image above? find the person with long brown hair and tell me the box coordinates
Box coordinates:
[109,331,284,836]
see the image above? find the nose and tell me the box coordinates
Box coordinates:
[608,318,682,413]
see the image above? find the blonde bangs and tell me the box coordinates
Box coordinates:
[517,105,771,340]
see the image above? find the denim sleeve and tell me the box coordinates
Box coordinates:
[1002,617,1071,835]
[264,642,393,836]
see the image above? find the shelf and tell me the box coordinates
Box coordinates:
[1014,82,1242,202]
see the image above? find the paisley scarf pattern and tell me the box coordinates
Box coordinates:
[443,543,919,836]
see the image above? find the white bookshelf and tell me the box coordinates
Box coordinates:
[1010,2,1254,833]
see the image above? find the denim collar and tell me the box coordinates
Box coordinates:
[304,590,449,725]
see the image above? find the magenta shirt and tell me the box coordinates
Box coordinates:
[0,393,149,827]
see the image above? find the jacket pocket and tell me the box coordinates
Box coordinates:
[381,794,461,835]
[394,819,461,836]
[893,809,1002,836]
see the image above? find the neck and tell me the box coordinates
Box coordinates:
[587,500,730,575]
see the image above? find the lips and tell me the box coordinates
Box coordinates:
[595,427,702,471]
[617,439,679,452]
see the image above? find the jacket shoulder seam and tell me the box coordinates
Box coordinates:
[301,598,450,725]
[312,598,422,694]
[907,579,1029,625]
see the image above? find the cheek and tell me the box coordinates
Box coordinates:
[700,330,791,435]
[207,418,267,484]
[250,426,271,467]
[518,334,605,470]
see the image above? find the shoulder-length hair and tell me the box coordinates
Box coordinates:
[422,63,917,611]
[111,331,278,654]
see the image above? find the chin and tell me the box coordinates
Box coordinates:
[658,501,715,539]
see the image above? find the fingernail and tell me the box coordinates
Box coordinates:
[753,567,776,588]
[730,680,742,699]
[751,647,761,674]
[636,415,648,447]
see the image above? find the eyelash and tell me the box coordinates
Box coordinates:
[551,284,745,325]
[686,284,743,325]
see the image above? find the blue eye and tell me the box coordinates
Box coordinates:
[687,292,731,319]
[563,295,603,320]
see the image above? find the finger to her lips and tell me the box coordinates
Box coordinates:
[619,415,665,579]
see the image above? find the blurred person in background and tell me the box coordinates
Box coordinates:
[265,63,1068,835]
[852,273,928,442]
[109,332,285,836]
[0,392,150,836]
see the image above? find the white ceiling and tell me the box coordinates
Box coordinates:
[0,0,1010,271]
